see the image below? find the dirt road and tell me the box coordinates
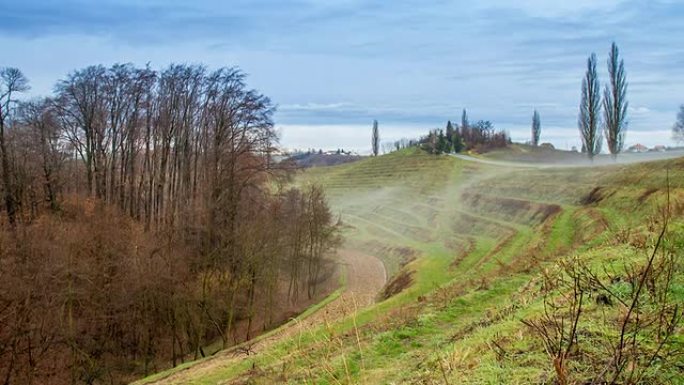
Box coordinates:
[137,249,386,385]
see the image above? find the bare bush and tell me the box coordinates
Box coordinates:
[523,179,682,384]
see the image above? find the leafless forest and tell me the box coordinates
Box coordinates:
[0,65,340,384]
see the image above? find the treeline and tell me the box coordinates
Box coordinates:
[383,110,509,156]
[0,65,339,384]
[418,110,509,154]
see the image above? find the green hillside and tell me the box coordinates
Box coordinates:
[138,148,684,384]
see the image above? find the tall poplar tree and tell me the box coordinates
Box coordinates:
[603,42,628,158]
[579,53,602,160]
[461,109,469,147]
[461,109,469,131]
[531,110,541,146]
[371,119,379,156]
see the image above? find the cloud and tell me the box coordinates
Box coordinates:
[2,0,683,151]
[278,123,429,153]
[629,106,651,116]
[476,0,626,19]
[279,102,352,111]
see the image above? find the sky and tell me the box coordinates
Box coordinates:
[2,0,683,153]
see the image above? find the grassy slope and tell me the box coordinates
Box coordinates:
[479,143,587,163]
[482,143,684,166]
[137,148,684,384]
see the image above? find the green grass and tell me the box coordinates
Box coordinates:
[137,148,684,384]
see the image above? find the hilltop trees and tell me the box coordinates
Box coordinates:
[423,129,439,154]
[603,42,628,158]
[410,109,506,154]
[531,110,541,146]
[371,119,379,156]
[579,53,602,160]
[422,129,449,155]
[461,120,508,151]
[672,105,684,144]
[392,138,414,151]
[419,116,507,155]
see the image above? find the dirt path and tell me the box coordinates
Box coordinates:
[137,249,386,385]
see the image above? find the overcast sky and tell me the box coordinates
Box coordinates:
[2,0,683,153]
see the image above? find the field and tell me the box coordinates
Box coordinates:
[137,147,684,384]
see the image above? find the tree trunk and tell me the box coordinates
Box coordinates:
[0,118,16,226]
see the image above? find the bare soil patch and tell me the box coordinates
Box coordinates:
[581,186,607,205]
[382,270,414,299]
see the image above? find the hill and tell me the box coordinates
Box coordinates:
[136,148,684,384]
[285,152,365,168]
[481,143,684,166]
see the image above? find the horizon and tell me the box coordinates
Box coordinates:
[3,0,683,153]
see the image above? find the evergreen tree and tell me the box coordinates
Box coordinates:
[437,130,448,154]
[579,53,603,160]
[603,42,628,159]
[451,129,463,153]
[531,110,541,146]
[445,120,454,152]
[460,109,470,148]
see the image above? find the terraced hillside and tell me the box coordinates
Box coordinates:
[137,148,684,384]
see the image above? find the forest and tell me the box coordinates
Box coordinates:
[0,64,340,384]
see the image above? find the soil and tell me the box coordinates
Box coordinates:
[139,249,386,385]
[381,270,414,299]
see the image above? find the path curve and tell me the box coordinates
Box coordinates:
[136,249,386,385]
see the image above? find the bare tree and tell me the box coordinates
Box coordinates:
[54,66,108,197]
[579,53,602,160]
[18,99,64,212]
[0,63,342,384]
[0,68,30,226]
[603,43,628,159]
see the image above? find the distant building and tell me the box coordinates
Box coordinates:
[652,145,667,152]
[627,144,648,153]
